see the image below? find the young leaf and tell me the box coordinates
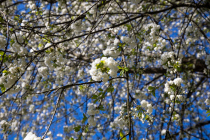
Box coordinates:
[120,130,127,140]
[92,95,98,99]
[107,86,114,93]
[148,86,155,91]
[82,114,87,123]
[74,125,81,132]
[98,88,103,91]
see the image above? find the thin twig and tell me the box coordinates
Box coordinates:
[42,88,64,139]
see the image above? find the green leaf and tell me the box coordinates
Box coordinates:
[125,24,132,31]
[82,113,87,123]
[145,114,149,120]
[78,135,82,140]
[96,61,105,69]
[101,92,106,99]
[169,85,176,92]
[120,69,126,76]
[124,67,129,72]
[98,92,103,96]
[14,16,19,21]
[10,39,15,46]
[97,105,105,111]
[107,86,114,93]
[79,85,85,91]
[38,43,43,48]
[148,86,155,97]
[2,70,10,76]
[120,130,127,140]
[148,86,154,91]
[2,70,7,73]
[84,125,88,133]
[69,138,74,140]
[0,17,3,23]
[138,112,142,118]
[0,84,5,92]
[74,125,81,132]
[93,99,99,103]
[107,33,115,39]
[118,66,123,69]
[146,46,151,51]
[91,94,98,99]
[98,88,103,91]
[206,110,210,117]
[152,91,155,97]
[0,51,4,56]
[118,43,125,48]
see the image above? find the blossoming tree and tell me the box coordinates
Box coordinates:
[0,0,210,139]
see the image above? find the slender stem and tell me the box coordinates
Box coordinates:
[121,45,131,139]
[126,72,131,140]
[42,88,64,139]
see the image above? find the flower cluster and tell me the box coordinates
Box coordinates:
[89,57,119,82]
[87,103,99,126]
[164,78,183,100]
[110,116,127,129]
[103,46,120,58]
[0,35,6,49]
[140,100,153,114]
[38,67,48,79]
[161,51,175,68]
[205,99,210,105]
[0,65,23,91]
[161,52,182,72]
[173,78,183,86]
[142,23,162,50]
[27,1,36,10]
[134,89,146,100]
[0,120,8,130]
[110,103,128,129]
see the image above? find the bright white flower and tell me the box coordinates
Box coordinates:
[38,67,48,77]
[88,116,96,126]
[141,100,148,108]
[170,95,175,100]
[24,132,40,140]
[174,114,180,120]
[161,129,166,135]
[147,104,153,114]
[205,99,210,105]
[177,95,184,101]
[87,103,99,115]
[0,120,8,127]
[164,77,183,95]
[111,116,126,128]
[113,38,120,45]
[121,36,129,44]
[89,57,118,82]
[24,132,51,140]
[11,120,19,131]
[103,46,120,58]
[141,100,153,114]
[173,78,183,86]
[29,105,35,112]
